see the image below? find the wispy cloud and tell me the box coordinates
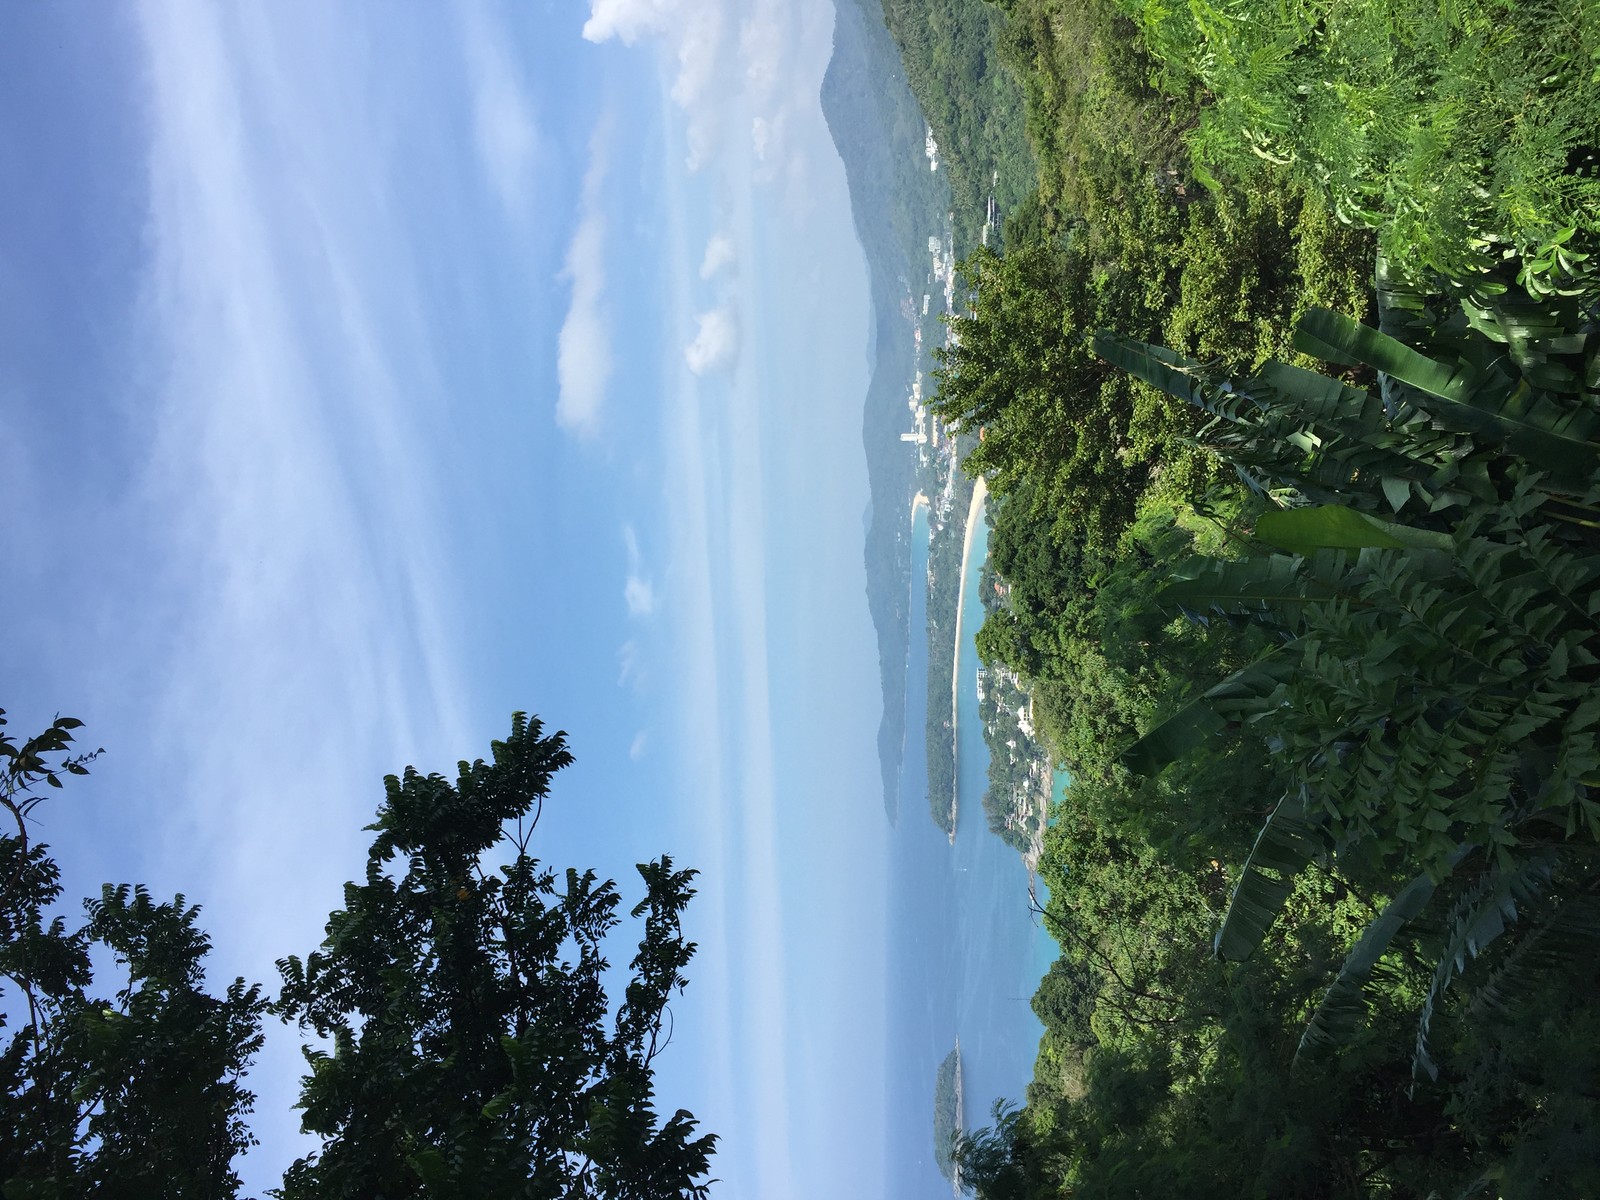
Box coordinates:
[129,1,477,1183]
[624,577,656,616]
[555,127,613,438]
[622,524,657,616]
[617,638,642,688]
[699,231,736,279]
[459,1,543,218]
[683,306,739,375]
[655,344,795,1197]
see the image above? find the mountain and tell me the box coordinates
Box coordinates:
[820,0,952,824]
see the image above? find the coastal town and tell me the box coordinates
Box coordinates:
[904,127,1052,867]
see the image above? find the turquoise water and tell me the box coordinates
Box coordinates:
[883,497,1057,1198]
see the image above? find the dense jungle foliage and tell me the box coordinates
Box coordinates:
[890,0,1600,1192]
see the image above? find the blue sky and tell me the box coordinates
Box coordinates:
[0,2,888,1194]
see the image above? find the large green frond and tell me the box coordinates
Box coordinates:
[1160,554,1327,624]
[1295,309,1600,487]
[1293,854,1465,1067]
[1465,890,1600,1023]
[1119,649,1295,777]
[1412,850,1559,1082]
[1091,330,1216,410]
[1254,506,1454,556]
[1214,791,1323,961]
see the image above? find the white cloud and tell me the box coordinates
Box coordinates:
[629,730,648,760]
[459,2,542,217]
[738,5,785,103]
[699,232,735,279]
[622,524,656,616]
[683,307,739,375]
[582,0,728,169]
[751,115,772,161]
[625,575,656,616]
[580,0,672,41]
[555,131,613,437]
[581,0,822,177]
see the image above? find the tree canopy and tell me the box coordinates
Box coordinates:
[275,712,716,1199]
[0,709,716,1199]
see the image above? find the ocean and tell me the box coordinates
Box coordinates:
[883,497,1057,1198]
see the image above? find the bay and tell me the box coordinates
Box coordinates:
[883,496,1055,1198]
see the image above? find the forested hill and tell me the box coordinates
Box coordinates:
[819,0,950,825]
[878,0,1035,255]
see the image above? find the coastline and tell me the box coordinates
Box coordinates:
[948,475,988,843]
[911,490,930,521]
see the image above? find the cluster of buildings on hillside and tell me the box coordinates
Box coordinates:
[976,660,1052,860]
[980,170,999,247]
[900,210,961,465]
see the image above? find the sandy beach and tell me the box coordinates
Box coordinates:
[947,476,988,841]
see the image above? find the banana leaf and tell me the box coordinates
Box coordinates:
[1100,328,1503,511]
[1091,331,1263,425]
[1157,543,1456,633]
[1295,309,1600,486]
[1412,850,1557,1081]
[1466,893,1600,1023]
[1294,866,1446,1065]
[1092,331,1212,405]
[1159,554,1328,624]
[1120,649,1294,776]
[1252,360,1386,425]
[1214,791,1322,961]
[1295,308,1480,397]
[1254,505,1453,556]
[1294,844,1474,1067]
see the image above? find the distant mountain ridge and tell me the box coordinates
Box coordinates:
[819,0,951,824]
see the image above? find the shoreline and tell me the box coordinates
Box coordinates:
[948,475,988,843]
[911,490,930,522]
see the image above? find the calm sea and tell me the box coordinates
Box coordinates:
[883,498,1057,1199]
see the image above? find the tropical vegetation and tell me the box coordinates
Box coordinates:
[933,1045,962,1181]
[884,0,1600,1192]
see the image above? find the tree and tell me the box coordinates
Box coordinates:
[1,710,267,1199]
[929,240,1182,558]
[951,1102,1031,1200]
[274,712,717,1199]
[2,708,717,1198]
